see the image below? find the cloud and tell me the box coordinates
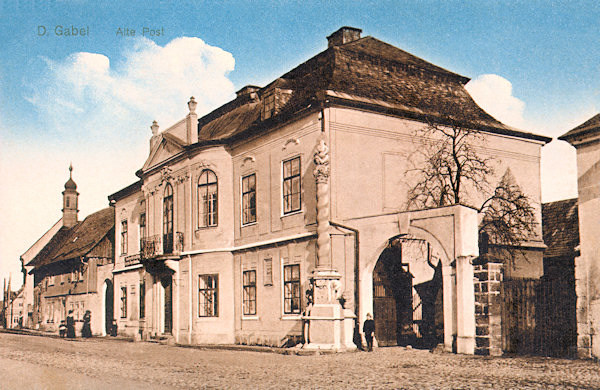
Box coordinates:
[466,74,527,129]
[26,37,236,140]
[1,37,237,289]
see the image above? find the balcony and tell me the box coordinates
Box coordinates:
[140,232,184,260]
[124,253,141,267]
[141,235,161,260]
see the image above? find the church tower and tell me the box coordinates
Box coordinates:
[62,164,79,228]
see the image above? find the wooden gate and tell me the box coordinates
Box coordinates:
[537,272,577,357]
[372,246,413,346]
[501,278,539,354]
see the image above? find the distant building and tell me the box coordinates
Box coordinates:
[26,167,115,335]
[559,114,600,358]
[108,27,550,354]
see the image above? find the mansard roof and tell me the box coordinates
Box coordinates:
[542,198,579,258]
[27,207,114,269]
[558,113,600,143]
[197,32,551,144]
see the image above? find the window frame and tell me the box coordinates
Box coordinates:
[242,270,257,316]
[120,286,127,318]
[283,264,301,315]
[241,173,257,226]
[163,183,174,254]
[198,274,218,317]
[139,211,146,252]
[121,220,128,255]
[282,156,302,215]
[197,170,218,228]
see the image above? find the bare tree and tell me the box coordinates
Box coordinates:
[406,118,536,264]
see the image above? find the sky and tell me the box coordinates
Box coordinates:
[1,0,598,290]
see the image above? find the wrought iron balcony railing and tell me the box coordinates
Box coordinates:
[141,235,161,260]
[124,253,141,267]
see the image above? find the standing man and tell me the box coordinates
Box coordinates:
[363,313,375,352]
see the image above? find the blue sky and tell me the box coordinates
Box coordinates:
[1,0,598,288]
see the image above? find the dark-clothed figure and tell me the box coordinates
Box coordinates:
[82,310,92,338]
[110,319,118,336]
[363,313,375,352]
[66,310,76,338]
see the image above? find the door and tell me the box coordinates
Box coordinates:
[104,279,114,334]
[372,242,414,346]
[162,276,173,334]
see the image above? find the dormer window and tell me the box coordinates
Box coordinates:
[262,91,275,120]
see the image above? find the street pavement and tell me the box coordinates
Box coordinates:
[1,332,599,389]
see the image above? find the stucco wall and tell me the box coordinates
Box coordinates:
[574,139,600,357]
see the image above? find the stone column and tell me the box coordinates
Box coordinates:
[314,139,331,271]
[456,255,476,354]
[303,140,355,351]
[474,260,503,356]
[442,264,456,352]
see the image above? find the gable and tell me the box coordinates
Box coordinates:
[142,136,186,171]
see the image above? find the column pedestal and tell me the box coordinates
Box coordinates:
[302,271,356,351]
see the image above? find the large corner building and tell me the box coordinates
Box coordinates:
[107,27,550,354]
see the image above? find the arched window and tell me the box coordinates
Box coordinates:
[198,170,218,227]
[163,184,174,254]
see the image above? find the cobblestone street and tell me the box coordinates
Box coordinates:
[1,332,599,389]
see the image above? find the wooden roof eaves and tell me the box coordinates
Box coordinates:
[323,93,552,144]
[108,180,142,203]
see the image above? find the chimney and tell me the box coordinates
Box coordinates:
[327,26,362,48]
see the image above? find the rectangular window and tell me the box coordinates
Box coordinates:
[283,264,301,314]
[121,286,127,318]
[121,220,128,255]
[139,281,145,319]
[48,275,55,286]
[139,212,146,251]
[283,157,301,214]
[242,270,257,315]
[241,174,256,225]
[71,268,79,283]
[198,274,218,317]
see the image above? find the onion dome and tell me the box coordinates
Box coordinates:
[64,164,77,190]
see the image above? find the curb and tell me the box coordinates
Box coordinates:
[1,328,358,355]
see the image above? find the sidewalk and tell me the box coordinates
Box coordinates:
[0,327,337,355]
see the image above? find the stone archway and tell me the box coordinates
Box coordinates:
[359,205,479,354]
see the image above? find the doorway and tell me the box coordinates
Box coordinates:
[372,237,443,348]
[104,279,114,335]
[162,276,173,334]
